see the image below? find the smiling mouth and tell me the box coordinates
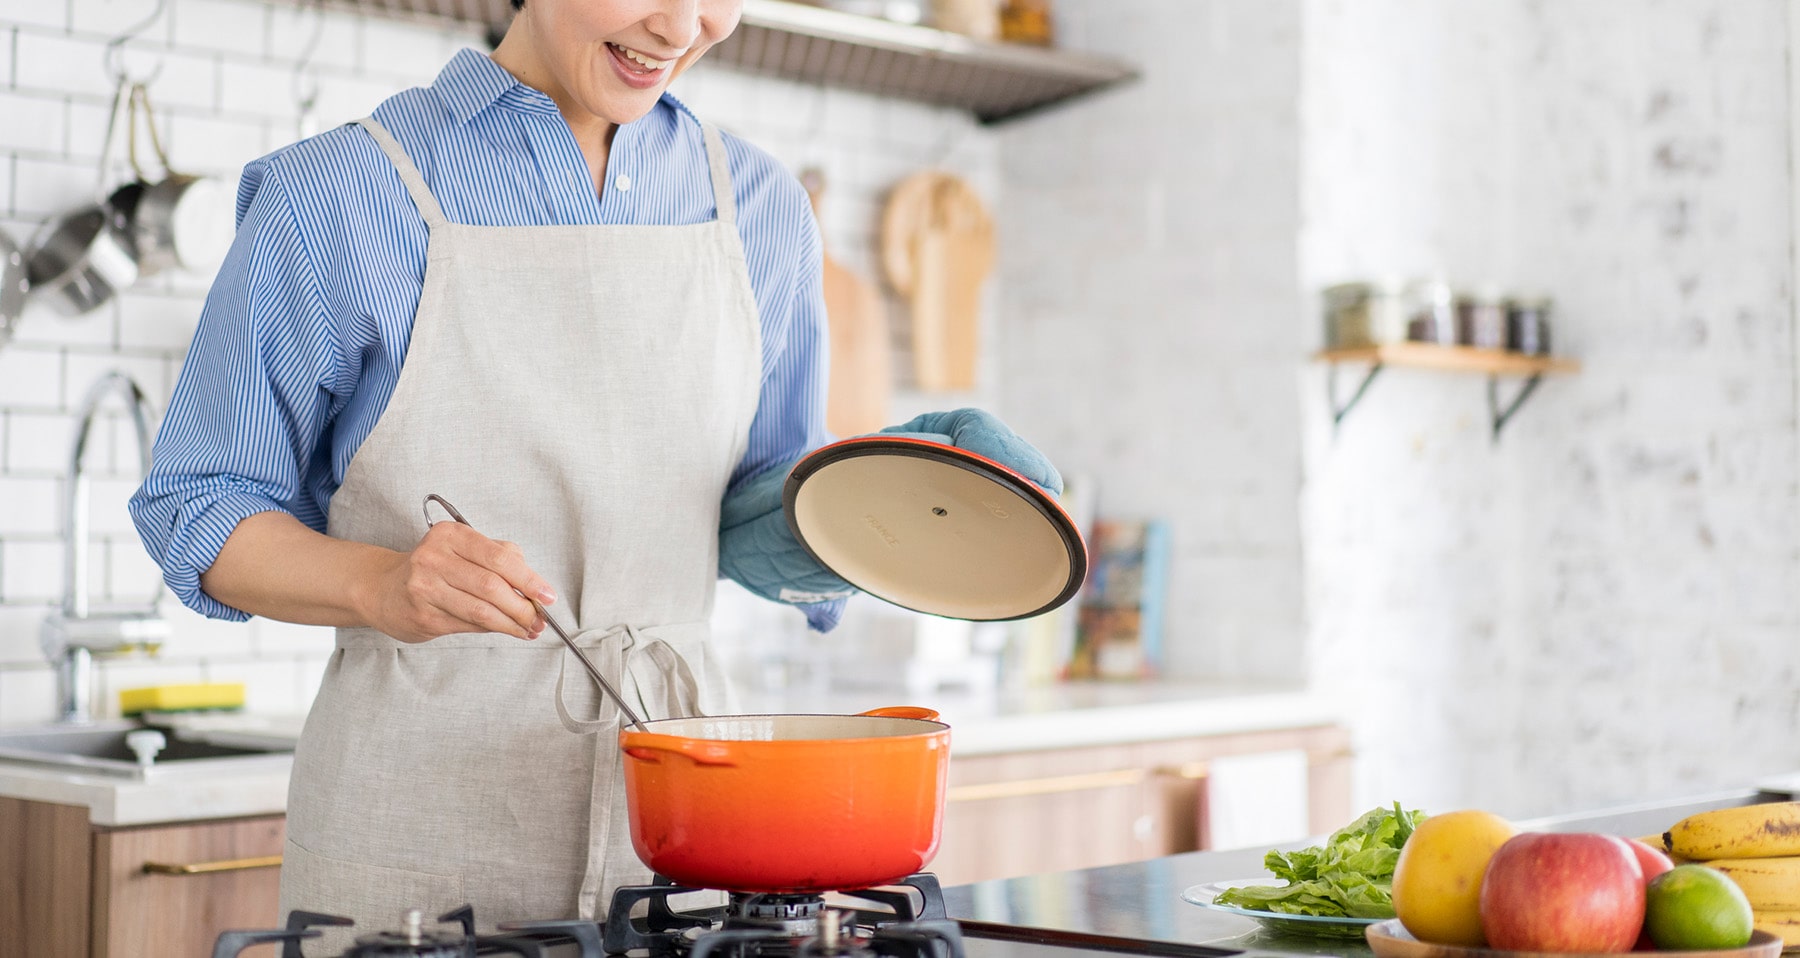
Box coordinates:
[608,42,676,74]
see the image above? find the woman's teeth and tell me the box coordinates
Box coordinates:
[610,43,673,72]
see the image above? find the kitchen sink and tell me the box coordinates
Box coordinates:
[0,719,295,781]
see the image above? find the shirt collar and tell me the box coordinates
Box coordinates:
[433,47,562,124]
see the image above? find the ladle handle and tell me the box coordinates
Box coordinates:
[421,494,647,732]
[527,594,646,732]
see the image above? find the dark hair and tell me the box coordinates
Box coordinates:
[511,0,522,7]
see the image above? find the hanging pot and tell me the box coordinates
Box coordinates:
[25,80,140,317]
[0,231,28,346]
[109,84,233,277]
[26,204,139,318]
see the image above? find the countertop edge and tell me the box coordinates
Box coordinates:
[0,760,291,827]
[948,692,1341,755]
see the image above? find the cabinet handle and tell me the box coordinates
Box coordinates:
[947,768,1147,802]
[142,854,283,876]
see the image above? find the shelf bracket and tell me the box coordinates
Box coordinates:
[1327,361,1385,433]
[1487,373,1545,442]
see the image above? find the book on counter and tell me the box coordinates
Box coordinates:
[1065,517,1170,680]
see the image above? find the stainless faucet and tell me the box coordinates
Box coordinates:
[40,371,171,724]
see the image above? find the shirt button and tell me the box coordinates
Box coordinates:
[615,174,632,192]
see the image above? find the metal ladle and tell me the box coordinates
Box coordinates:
[422,493,646,731]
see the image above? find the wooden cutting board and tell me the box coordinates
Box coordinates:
[803,169,891,436]
[881,171,995,392]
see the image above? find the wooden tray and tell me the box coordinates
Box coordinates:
[1365,920,1784,958]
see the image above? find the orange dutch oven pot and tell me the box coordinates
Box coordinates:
[619,706,949,893]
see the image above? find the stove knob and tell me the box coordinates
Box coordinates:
[402,908,424,945]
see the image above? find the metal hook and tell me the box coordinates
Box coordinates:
[291,0,326,138]
[104,0,168,87]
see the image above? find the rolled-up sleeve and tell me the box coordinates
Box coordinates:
[128,161,342,621]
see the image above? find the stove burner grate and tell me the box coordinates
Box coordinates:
[603,874,960,958]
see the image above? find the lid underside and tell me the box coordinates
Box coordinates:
[785,442,1084,621]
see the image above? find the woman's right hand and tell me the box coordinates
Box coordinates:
[358,520,556,643]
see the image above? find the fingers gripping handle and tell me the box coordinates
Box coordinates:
[419,493,647,731]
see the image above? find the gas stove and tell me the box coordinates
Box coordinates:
[213,872,1240,958]
[211,873,961,958]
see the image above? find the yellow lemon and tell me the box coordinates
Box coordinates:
[1392,809,1517,946]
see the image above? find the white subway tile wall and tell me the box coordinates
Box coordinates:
[0,0,996,727]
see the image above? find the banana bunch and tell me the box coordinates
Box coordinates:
[1664,802,1800,860]
[1660,802,1800,948]
[1754,911,1800,949]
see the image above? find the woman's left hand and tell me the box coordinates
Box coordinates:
[876,408,1062,496]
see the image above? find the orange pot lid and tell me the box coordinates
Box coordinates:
[783,437,1087,621]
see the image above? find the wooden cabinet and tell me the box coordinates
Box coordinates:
[931,724,1353,885]
[0,796,283,958]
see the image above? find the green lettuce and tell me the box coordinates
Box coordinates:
[1212,802,1425,919]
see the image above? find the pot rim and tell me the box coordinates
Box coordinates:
[623,711,950,743]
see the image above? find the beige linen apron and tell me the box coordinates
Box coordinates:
[279,116,762,942]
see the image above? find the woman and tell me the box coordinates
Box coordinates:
[130,0,1059,938]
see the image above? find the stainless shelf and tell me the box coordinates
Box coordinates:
[719,1,1137,123]
[330,0,1137,124]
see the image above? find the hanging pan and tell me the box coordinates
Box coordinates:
[783,436,1087,621]
[26,80,140,317]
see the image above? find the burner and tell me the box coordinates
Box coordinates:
[209,905,605,958]
[602,874,959,958]
[728,893,827,936]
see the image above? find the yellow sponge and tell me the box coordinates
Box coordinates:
[119,683,246,715]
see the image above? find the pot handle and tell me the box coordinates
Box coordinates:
[858,706,941,722]
[620,732,739,767]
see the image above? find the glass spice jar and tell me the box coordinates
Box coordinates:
[1405,279,1457,345]
[1455,288,1509,350]
[1322,280,1407,348]
[1507,296,1553,355]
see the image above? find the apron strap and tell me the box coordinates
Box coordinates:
[355,117,449,231]
[700,124,736,226]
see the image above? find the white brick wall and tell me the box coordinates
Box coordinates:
[0,0,998,727]
[1299,0,1800,818]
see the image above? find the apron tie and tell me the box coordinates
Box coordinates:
[553,624,706,735]
[562,622,709,918]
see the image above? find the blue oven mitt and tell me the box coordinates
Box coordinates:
[873,408,1063,498]
[718,408,1062,632]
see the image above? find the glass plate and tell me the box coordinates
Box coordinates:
[1181,879,1386,940]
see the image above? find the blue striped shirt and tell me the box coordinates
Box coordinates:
[129,48,833,624]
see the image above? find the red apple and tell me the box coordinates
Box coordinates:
[1625,839,1674,950]
[1479,832,1646,953]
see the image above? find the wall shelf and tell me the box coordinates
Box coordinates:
[1314,343,1581,441]
[329,0,1138,124]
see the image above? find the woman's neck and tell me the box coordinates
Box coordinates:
[490,30,617,195]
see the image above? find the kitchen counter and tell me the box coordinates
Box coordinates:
[0,756,291,827]
[0,680,1335,826]
[940,788,1788,958]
